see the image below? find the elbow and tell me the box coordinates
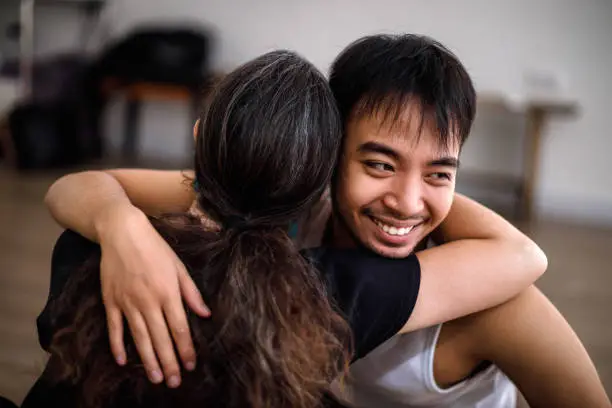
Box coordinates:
[534,246,549,280]
[519,238,548,283]
[44,171,96,216]
[44,174,67,212]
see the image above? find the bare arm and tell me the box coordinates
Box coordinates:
[44,169,195,241]
[470,286,610,408]
[402,193,547,332]
[44,168,205,388]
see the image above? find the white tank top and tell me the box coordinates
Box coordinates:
[329,325,516,408]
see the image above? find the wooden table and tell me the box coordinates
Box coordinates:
[474,93,579,221]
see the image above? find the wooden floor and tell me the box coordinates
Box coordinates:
[0,167,611,405]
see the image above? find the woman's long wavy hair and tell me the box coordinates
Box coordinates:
[46,50,352,408]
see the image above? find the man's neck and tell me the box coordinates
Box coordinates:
[325,214,360,249]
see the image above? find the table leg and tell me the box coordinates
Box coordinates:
[519,108,545,222]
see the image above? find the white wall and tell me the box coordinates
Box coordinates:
[0,0,19,62]
[0,1,20,113]
[99,0,612,224]
[26,1,111,58]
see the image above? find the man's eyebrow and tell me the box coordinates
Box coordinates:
[358,142,460,168]
[357,142,400,161]
[428,157,460,168]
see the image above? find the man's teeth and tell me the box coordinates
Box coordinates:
[374,219,415,236]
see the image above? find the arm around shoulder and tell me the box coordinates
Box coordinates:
[44,168,195,242]
[400,194,547,333]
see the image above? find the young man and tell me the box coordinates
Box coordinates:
[319,36,606,407]
[43,35,608,406]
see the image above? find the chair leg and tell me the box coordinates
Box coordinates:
[123,98,140,160]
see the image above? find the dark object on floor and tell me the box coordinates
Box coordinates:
[6,26,215,170]
[8,103,83,170]
[0,395,17,408]
[6,54,102,170]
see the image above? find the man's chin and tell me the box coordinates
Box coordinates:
[366,241,416,259]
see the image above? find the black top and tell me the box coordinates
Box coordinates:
[27,229,421,407]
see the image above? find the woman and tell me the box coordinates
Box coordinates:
[24,50,421,408]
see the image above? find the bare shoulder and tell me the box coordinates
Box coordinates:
[459,286,610,407]
[458,286,544,357]
[433,287,549,373]
[431,289,543,389]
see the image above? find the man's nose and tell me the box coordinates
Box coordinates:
[382,175,425,218]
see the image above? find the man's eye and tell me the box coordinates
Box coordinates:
[364,161,394,172]
[429,172,452,181]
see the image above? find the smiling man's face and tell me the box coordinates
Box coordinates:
[332,103,460,258]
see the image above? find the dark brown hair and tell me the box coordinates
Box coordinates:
[329,34,476,148]
[47,51,351,408]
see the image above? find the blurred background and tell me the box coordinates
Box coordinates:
[0,0,610,405]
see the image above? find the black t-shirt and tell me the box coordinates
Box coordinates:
[38,229,420,360]
[28,229,420,406]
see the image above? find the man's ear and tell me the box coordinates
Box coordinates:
[193,119,200,141]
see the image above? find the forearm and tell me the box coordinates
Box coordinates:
[44,171,142,242]
[405,237,545,331]
[432,193,531,243]
[429,193,547,302]
[402,194,547,331]
[45,168,195,242]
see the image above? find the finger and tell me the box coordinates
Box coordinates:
[125,308,164,384]
[105,304,126,366]
[164,298,197,371]
[143,308,182,388]
[178,265,210,317]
